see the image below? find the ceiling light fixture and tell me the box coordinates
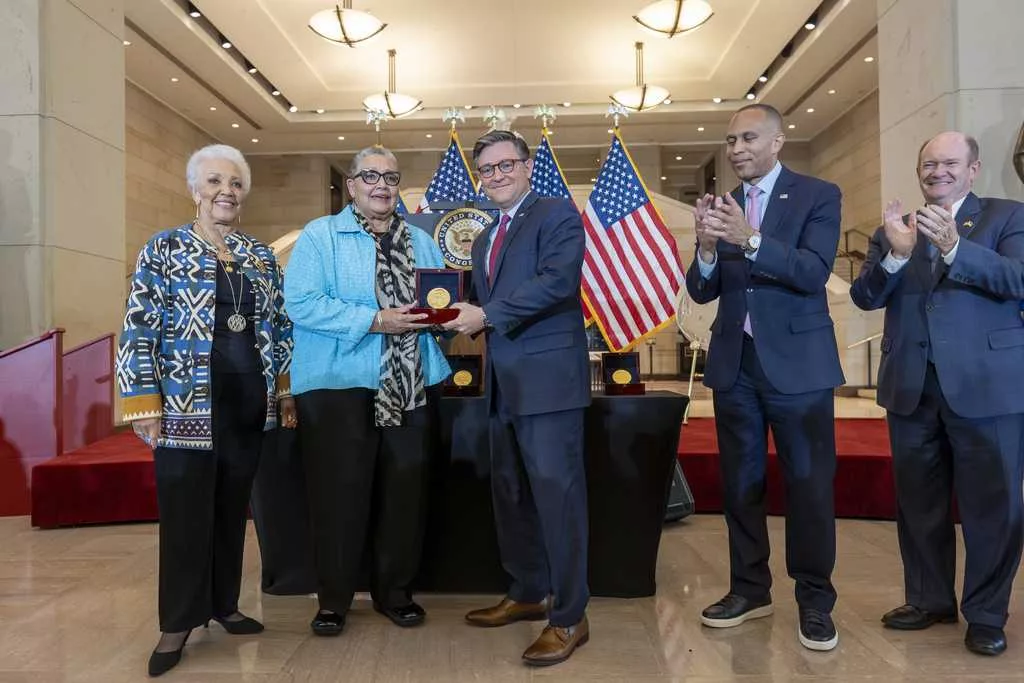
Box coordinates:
[758,74,768,83]
[187,3,201,18]
[316,108,326,114]
[272,90,281,96]
[209,106,217,111]
[806,107,815,113]
[231,123,239,128]
[513,103,521,108]
[246,62,258,74]
[362,49,422,119]
[251,138,259,143]
[804,12,818,30]
[745,91,756,100]
[633,0,714,38]
[426,133,433,138]
[123,40,131,46]
[610,42,670,112]
[170,77,179,83]
[864,56,875,62]
[309,1,387,48]
[697,126,704,131]
[675,155,683,161]
[289,105,298,113]
[337,135,345,140]
[788,124,796,129]
[712,97,722,103]
[220,34,232,49]
[828,89,836,95]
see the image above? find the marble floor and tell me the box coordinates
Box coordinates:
[644,381,886,419]
[2,515,1024,682]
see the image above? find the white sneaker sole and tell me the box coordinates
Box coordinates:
[798,626,839,651]
[701,603,774,628]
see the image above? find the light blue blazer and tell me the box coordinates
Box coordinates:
[284,205,451,396]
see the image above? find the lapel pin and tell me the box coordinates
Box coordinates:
[963,219,974,229]
[779,193,789,199]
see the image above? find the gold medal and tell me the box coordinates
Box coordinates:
[453,370,473,387]
[426,287,452,309]
[612,369,632,385]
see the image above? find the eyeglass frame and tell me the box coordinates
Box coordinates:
[353,169,402,187]
[477,158,529,178]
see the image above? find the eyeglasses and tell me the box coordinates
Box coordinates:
[354,169,401,186]
[477,158,527,178]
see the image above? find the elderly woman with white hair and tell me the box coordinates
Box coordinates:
[117,143,295,676]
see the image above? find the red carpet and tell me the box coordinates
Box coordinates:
[29,418,897,528]
[678,417,895,519]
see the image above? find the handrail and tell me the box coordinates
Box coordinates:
[64,333,115,355]
[0,328,65,360]
[847,332,883,349]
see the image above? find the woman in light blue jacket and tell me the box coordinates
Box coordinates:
[285,146,450,637]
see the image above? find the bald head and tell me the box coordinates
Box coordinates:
[726,104,786,183]
[917,131,981,206]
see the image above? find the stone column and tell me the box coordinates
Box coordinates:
[878,0,1024,205]
[0,0,125,350]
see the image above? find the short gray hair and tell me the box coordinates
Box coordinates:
[349,146,399,177]
[186,144,252,195]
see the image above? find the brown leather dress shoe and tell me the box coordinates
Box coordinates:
[465,597,548,627]
[522,616,590,667]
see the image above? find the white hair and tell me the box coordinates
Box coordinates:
[186,144,252,196]
[349,146,398,177]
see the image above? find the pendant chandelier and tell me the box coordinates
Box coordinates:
[362,49,422,119]
[610,42,670,112]
[309,1,386,47]
[633,0,714,38]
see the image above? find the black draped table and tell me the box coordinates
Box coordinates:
[252,391,687,598]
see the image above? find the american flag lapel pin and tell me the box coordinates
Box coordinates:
[963,219,974,229]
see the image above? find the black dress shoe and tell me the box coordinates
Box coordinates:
[700,593,773,628]
[147,630,191,677]
[374,601,426,628]
[311,609,345,637]
[881,604,957,630]
[798,608,838,651]
[965,624,1007,656]
[212,612,265,635]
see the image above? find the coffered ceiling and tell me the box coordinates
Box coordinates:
[124,0,879,193]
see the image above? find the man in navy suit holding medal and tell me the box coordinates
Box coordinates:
[443,130,591,666]
[851,131,1024,656]
[685,103,845,651]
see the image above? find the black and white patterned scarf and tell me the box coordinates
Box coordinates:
[352,205,425,426]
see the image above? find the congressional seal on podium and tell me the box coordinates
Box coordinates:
[434,207,492,269]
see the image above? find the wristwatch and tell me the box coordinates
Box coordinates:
[481,310,492,330]
[741,232,762,255]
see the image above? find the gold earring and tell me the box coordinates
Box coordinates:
[193,201,200,225]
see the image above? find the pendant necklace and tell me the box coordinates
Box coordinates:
[220,259,247,332]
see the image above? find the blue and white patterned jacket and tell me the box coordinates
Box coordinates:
[116,224,293,450]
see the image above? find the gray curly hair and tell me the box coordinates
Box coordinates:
[186,144,252,196]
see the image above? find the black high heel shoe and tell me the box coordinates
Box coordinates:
[210,612,264,635]
[148,630,192,677]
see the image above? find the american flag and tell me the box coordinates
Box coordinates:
[582,132,683,351]
[419,132,476,212]
[530,131,572,199]
[395,193,410,216]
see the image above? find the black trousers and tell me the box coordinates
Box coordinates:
[296,387,437,614]
[887,362,1024,628]
[153,371,266,633]
[712,336,838,612]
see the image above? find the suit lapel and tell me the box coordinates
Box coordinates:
[490,192,538,287]
[929,193,982,290]
[755,167,795,238]
[473,215,499,299]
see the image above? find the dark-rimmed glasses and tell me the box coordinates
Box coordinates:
[354,169,401,186]
[477,158,527,178]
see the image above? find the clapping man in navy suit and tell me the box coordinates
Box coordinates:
[443,130,591,666]
[850,131,1024,656]
[685,104,845,651]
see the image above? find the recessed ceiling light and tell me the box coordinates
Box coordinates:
[188,3,201,18]
[758,74,769,83]
[464,104,473,110]
[590,177,597,182]
[272,90,281,96]
[864,56,875,62]
[513,103,521,108]
[289,105,298,113]
[231,123,239,128]
[221,40,232,50]
[697,126,705,132]
[251,138,259,143]
[828,89,836,95]
[209,106,217,111]
[123,40,131,46]
[562,102,571,107]
[425,133,433,138]
[337,135,345,140]
[675,155,683,161]
[712,97,722,103]
[806,107,815,113]
[805,21,816,30]
[788,124,796,129]
[664,99,672,105]
[170,77,179,83]
[745,92,756,100]
[660,176,667,181]
[315,108,325,114]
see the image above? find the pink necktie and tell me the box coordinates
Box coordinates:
[488,214,510,285]
[743,186,763,336]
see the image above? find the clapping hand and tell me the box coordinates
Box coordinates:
[882,199,917,259]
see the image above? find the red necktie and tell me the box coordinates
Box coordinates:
[488,213,511,285]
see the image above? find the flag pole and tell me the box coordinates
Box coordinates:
[606,103,629,132]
